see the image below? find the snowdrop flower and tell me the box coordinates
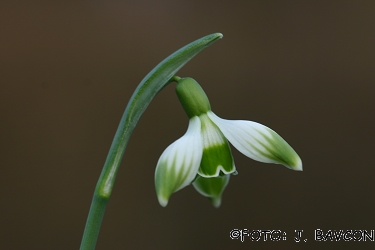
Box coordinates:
[155,77,302,207]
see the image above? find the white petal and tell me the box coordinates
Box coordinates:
[208,111,302,171]
[155,116,203,206]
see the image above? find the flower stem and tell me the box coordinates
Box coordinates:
[79,33,223,250]
[79,195,108,250]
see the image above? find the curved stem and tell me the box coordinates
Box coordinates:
[79,33,223,250]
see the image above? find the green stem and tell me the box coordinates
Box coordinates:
[79,195,108,250]
[79,33,223,250]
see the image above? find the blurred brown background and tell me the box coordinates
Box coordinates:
[1,1,374,249]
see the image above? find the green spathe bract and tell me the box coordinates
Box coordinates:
[80,33,223,250]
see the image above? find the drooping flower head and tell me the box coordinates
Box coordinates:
[155,77,302,207]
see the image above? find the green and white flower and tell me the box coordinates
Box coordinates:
[155,77,302,207]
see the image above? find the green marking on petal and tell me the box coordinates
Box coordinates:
[252,129,302,171]
[198,114,236,177]
[193,175,230,208]
[155,155,193,206]
[199,143,235,177]
[155,160,173,206]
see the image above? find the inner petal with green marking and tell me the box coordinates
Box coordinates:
[193,175,230,208]
[198,114,236,177]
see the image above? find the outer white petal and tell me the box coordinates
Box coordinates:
[155,116,203,207]
[207,111,302,171]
